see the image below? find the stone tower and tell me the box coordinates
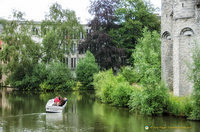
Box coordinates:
[161,0,200,96]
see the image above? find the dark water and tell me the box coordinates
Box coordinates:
[0,88,200,132]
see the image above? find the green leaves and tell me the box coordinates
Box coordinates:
[41,3,84,63]
[132,28,161,86]
[110,0,160,64]
[188,42,200,120]
[76,51,99,88]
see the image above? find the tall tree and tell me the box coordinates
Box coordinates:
[78,0,125,70]
[41,3,84,63]
[0,11,41,86]
[110,0,160,64]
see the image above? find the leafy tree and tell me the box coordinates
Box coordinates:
[0,11,42,88]
[129,29,168,115]
[76,51,99,88]
[40,62,74,91]
[109,0,160,64]
[132,28,161,86]
[78,0,125,70]
[41,3,84,63]
[189,42,200,120]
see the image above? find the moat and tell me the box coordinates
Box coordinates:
[0,88,200,132]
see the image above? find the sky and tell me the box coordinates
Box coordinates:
[0,0,161,24]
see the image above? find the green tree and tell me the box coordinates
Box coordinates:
[132,28,161,86]
[110,0,160,64]
[189,42,200,120]
[76,51,99,89]
[40,62,74,91]
[0,11,42,88]
[129,29,169,115]
[41,3,84,63]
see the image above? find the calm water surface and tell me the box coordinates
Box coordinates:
[0,88,200,132]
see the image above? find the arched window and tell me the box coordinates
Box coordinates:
[180,27,194,36]
[162,31,171,40]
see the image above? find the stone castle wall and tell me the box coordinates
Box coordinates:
[161,0,199,96]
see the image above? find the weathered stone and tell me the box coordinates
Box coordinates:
[161,0,198,96]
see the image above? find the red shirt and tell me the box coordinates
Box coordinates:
[54,97,60,103]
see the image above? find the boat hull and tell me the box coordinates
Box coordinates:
[46,99,67,113]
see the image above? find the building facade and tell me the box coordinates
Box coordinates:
[0,19,91,82]
[161,0,200,96]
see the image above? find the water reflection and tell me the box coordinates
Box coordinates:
[0,88,200,132]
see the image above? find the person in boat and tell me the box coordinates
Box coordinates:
[59,97,68,106]
[53,96,60,106]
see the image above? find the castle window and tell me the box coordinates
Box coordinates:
[162,31,171,40]
[180,27,194,36]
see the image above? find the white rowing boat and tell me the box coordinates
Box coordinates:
[46,99,67,113]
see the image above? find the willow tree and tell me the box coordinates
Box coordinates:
[41,3,84,63]
[0,11,41,87]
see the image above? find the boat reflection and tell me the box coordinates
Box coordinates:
[46,113,64,123]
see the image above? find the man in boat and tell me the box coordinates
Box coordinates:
[59,97,68,106]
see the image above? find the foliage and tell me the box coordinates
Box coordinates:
[93,70,114,103]
[110,79,134,106]
[110,0,160,47]
[41,3,84,63]
[129,82,169,115]
[93,69,135,106]
[76,51,99,89]
[119,66,140,84]
[0,4,80,90]
[40,62,74,91]
[9,63,48,90]
[188,42,200,120]
[0,11,42,88]
[167,95,192,117]
[110,0,160,64]
[128,29,167,115]
[132,28,161,86]
[78,0,125,70]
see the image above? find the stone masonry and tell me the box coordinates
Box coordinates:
[161,0,200,96]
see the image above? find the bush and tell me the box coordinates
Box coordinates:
[188,42,200,120]
[76,51,99,89]
[119,66,140,84]
[111,79,133,107]
[132,28,161,86]
[129,82,169,115]
[8,63,48,90]
[93,69,135,106]
[93,69,115,103]
[40,62,74,91]
[167,95,192,117]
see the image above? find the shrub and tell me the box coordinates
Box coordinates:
[188,42,200,120]
[119,66,140,84]
[132,28,161,86]
[129,82,169,115]
[111,79,133,107]
[8,63,48,90]
[167,95,192,117]
[40,62,74,91]
[76,51,99,89]
[93,69,115,103]
[94,69,135,106]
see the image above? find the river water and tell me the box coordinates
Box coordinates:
[0,88,200,132]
